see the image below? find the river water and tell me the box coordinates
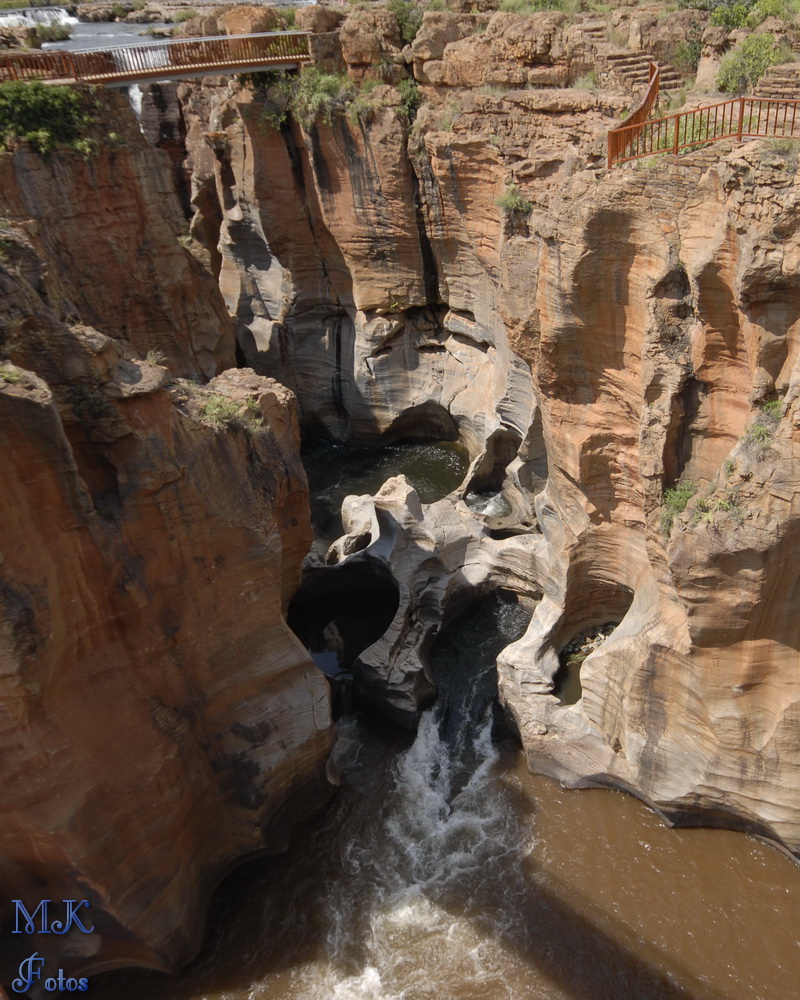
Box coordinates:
[301,438,469,544]
[90,590,800,1000]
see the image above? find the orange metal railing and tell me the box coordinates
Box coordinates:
[606,61,660,169]
[608,93,800,167]
[0,30,311,84]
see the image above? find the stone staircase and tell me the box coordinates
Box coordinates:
[580,19,607,50]
[576,17,683,99]
[603,50,683,97]
[754,63,800,100]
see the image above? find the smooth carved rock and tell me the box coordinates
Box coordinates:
[0,160,333,977]
[15,24,800,911]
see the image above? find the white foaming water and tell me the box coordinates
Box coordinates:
[464,490,512,518]
[127,84,143,117]
[0,6,77,27]
[112,43,170,73]
[282,711,533,1000]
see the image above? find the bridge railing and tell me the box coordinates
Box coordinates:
[607,62,659,169]
[0,30,311,84]
[608,95,800,167]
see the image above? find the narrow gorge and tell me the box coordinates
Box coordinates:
[2,2,800,997]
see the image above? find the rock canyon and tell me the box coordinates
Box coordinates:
[2,1,800,984]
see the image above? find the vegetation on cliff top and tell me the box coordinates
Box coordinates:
[386,0,446,44]
[716,33,792,93]
[0,82,94,155]
[680,0,800,27]
[243,67,421,129]
[199,394,265,432]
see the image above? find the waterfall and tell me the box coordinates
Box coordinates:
[111,43,170,74]
[127,84,143,118]
[0,6,77,28]
[294,708,534,1000]
[277,594,535,999]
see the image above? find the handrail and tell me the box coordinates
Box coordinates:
[607,61,660,169]
[608,95,800,167]
[0,30,312,84]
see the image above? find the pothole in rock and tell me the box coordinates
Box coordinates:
[301,436,470,544]
[287,565,400,718]
[463,490,513,518]
[428,589,532,760]
[554,622,618,706]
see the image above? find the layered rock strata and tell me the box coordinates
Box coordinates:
[162,11,800,856]
[0,116,333,980]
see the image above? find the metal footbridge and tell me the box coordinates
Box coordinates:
[0,30,311,86]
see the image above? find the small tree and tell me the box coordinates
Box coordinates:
[717,33,791,93]
[0,81,94,154]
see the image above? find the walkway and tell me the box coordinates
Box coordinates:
[0,30,311,86]
[608,64,800,167]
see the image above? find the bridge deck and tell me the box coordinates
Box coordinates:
[0,30,311,86]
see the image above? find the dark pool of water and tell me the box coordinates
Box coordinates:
[301,438,469,543]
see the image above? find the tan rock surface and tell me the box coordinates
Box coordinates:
[0,93,234,381]
[0,147,333,978]
[171,53,800,855]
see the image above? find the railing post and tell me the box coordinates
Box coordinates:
[737,97,745,142]
[672,113,679,154]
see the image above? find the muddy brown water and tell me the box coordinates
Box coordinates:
[91,600,800,1000]
[89,716,800,1000]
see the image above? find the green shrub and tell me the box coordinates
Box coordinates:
[768,136,800,167]
[173,8,197,23]
[282,6,297,28]
[32,24,72,45]
[672,24,703,74]
[500,0,574,11]
[497,183,532,213]
[386,0,424,44]
[437,96,461,131]
[717,33,792,93]
[110,2,126,18]
[199,395,264,431]
[293,68,355,126]
[0,82,94,154]
[661,480,695,534]
[690,488,743,525]
[397,77,422,121]
[677,0,800,24]
[386,0,445,44]
[244,68,406,129]
[199,396,245,428]
[573,70,598,91]
[741,402,781,457]
[745,0,800,23]
[0,364,21,384]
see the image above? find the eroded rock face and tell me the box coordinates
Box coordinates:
[173,58,800,856]
[0,136,333,979]
[0,93,234,380]
[178,79,537,462]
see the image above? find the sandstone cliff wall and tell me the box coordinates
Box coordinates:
[158,13,800,855]
[0,118,333,980]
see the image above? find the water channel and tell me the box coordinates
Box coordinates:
[91,564,800,1000]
